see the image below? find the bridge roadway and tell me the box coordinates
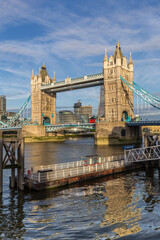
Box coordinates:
[127,121,160,126]
[41,73,104,94]
[1,121,160,131]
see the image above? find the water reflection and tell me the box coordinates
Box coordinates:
[0,138,160,239]
[101,176,141,238]
[143,168,160,212]
[0,189,25,239]
[25,137,124,169]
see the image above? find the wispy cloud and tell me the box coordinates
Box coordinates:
[1,0,160,109]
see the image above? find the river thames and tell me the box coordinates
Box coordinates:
[1,137,160,239]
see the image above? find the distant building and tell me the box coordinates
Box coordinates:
[73,101,92,123]
[57,110,82,124]
[98,86,105,118]
[74,100,82,115]
[0,95,6,113]
[79,105,92,118]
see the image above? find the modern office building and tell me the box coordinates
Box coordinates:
[57,110,82,124]
[73,100,92,122]
[79,105,92,118]
[74,100,82,115]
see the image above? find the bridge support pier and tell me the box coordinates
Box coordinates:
[95,121,142,145]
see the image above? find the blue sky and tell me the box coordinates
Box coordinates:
[1,0,160,112]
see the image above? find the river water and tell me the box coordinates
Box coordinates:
[1,137,160,239]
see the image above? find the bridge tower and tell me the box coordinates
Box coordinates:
[95,42,141,145]
[31,64,56,125]
[103,41,134,122]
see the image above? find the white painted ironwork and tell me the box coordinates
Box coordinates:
[124,145,160,165]
[26,154,124,183]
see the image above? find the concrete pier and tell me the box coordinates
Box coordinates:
[95,121,142,145]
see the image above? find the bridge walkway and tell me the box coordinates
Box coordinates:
[124,145,160,165]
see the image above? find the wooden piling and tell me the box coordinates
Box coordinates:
[17,138,24,191]
[10,142,15,188]
[0,129,25,193]
[145,162,149,170]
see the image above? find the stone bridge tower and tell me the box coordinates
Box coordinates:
[31,64,56,125]
[103,41,134,122]
[95,42,141,145]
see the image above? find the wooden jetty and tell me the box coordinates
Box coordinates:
[24,155,142,191]
[0,129,24,193]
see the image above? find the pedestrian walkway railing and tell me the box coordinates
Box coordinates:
[124,145,160,165]
[26,154,124,183]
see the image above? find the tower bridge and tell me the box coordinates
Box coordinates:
[1,41,160,145]
[31,41,134,127]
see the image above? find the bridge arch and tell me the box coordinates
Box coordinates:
[43,117,50,125]
[122,111,129,121]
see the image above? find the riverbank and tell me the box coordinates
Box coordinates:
[25,133,94,143]
[25,136,66,143]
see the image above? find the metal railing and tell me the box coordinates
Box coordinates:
[41,73,104,90]
[26,154,124,183]
[124,145,160,165]
[45,123,95,132]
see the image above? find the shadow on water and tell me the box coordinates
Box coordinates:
[0,189,25,239]
[27,169,142,201]
[143,167,160,213]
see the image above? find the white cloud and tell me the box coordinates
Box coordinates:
[1,0,160,109]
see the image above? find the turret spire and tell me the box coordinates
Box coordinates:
[31,69,34,78]
[116,45,121,59]
[128,52,133,65]
[117,40,120,48]
[104,48,108,61]
[53,72,56,82]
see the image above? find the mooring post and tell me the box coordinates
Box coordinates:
[10,142,15,188]
[0,140,3,194]
[145,162,149,170]
[17,138,24,191]
[144,134,149,148]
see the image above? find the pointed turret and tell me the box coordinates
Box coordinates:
[103,48,108,69]
[42,63,46,69]
[31,69,34,79]
[113,41,123,61]
[128,52,133,72]
[104,48,108,61]
[128,52,133,65]
[116,46,121,59]
[39,64,49,82]
[117,40,120,48]
[53,72,56,83]
[116,43,121,66]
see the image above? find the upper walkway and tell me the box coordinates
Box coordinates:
[41,73,104,94]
